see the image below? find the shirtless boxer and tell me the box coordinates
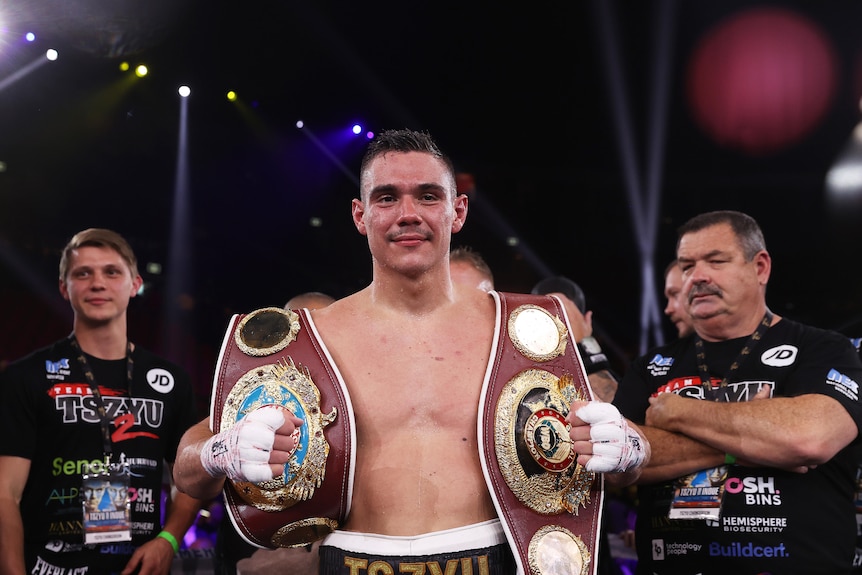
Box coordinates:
[174,129,648,574]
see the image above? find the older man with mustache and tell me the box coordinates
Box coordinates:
[613,210,862,575]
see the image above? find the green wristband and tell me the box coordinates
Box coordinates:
[157,530,179,554]
[724,453,737,465]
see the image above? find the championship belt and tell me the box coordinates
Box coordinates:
[479,292,604,575]
[210,307,355,548]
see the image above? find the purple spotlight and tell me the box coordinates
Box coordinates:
[352,124,362,135]
[366,131,375,139]
[25,32,36,42]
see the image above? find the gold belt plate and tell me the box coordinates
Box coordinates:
[221,358,336,511]
[495,369,595,515]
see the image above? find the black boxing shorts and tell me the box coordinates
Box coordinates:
[318,520,515,575]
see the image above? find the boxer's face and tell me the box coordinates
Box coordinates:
[353,151,466,279]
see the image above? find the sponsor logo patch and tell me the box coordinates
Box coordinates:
[760,345,798,367]
[45,358,72,381]
[827,369,859,401]
[146,368,175,394]
[708,541,788,558]
[648,354,674,377]
[652,539,703,559]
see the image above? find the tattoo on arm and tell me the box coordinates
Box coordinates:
[588,370,619,403]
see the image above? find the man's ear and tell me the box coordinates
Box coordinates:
[130,274,143,298]
[451,193,468,234]
[59,279,70,301]
[351,198,367,236]
[755,250,771,286]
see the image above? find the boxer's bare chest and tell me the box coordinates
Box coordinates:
[313,297,499,532]
[323,304,494,428]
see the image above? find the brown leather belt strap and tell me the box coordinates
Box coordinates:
[479,291,604,575]
[211,307,354,549]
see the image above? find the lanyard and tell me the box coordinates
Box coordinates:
[69,335,133,459]
[694,311,772,400]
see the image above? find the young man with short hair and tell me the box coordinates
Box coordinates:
[0,228,202,575]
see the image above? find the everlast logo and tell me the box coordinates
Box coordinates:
[32,556,88,574]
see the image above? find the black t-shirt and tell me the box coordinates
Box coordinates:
[614,319,862,575]
[0,337,199,574]
[846,335,862,573]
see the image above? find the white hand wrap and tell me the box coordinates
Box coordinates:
[200,406,285,483]
[575,402,646,473]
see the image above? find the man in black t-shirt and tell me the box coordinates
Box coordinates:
[614,211,862,575]
[0,228,203,575]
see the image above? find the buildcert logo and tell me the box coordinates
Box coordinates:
[709,541,788,557]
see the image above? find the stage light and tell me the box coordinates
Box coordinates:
[0,50,55,92]
[135,64,148,77]
[296,120,304,129]
[352,124,362,135]
[226,90,237,101]
[825,120,862,218]
[25,32,36,42]
[0,161,6,172]
[827,164,862,192]
[366,131,374,139]
[687,8,836,156]
[178,85,190,97]
[119,61,130,72]
[310,217,322,228]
